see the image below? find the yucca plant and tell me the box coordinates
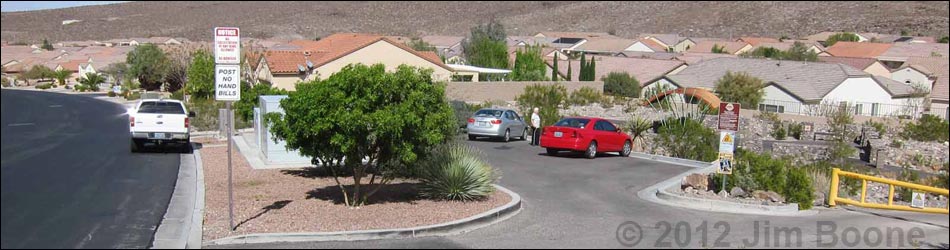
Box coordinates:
[626,116,653,150]
[418,143,498,201]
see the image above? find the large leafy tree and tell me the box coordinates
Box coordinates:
[714,71,766,108]
[602,72,641,98]
[825,32,860,46]
[186,50,215,100]
[462,19,508,80]
[267,64,456,207]
[126,44,169,91]
[235,82,286,123]
[510,45,547,81]
[515,84,567,127]
[22,65,54,81]
[740,42,817,62]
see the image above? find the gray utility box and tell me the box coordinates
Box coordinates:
[256,95,311,164]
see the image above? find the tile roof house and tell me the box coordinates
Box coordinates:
[569,38,638,55]
[646,58,921,117]
[818,56,891,77]
[534,32,619,40]
[751,41,825,54]
[639,34,694,53]
[737,37,781,46]
[824,42,893,58]
[686,41,752,55]
[547,56,687,86]
[421,35,466,63]
[624,38,669,53]
[674,53,738,65]
[875,43,950,68]
[256,33,454,90]
[897,57,949,101]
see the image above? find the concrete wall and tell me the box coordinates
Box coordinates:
[761,85,805,114]
[444,81,604,102]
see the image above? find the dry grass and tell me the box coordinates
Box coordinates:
[2,2,947,43]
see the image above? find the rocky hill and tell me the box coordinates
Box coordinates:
[2,1,947,43]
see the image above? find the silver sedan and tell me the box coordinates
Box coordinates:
[466,108,529,142]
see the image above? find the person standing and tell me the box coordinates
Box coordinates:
[531,107,541,146]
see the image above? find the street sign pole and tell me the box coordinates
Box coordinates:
[214,26,241,232]
[226,101,234,231]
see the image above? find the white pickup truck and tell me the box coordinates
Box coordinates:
[128,99,195,152]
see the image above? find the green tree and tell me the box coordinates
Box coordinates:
[515,84,567,127]
[52,69,72,86]
[588,56,596,81]
[79,73,105,91]
[940,37,949,44]
[826,102,857,164]
[41,39,54,51]
[579,54,587,80]
[551,56,559,81]
[267,64,456,207]
[601,72,640,98]
[782,42,819,62]
[99,63,129,86]
[462,19,508,80]
[714,71,765,108]
[23,65,54,81]
[711,44,729,54]
[510,45,547,81]
[825,32,860,46]
[186,50,215,100]
[900,114,950,142]
[407,38,437,52]
[566,59,572,81]
[235,82,287,123]
[126,44,169,91]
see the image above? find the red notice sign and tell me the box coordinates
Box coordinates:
[718,102,740,131]
[214,27,241,64]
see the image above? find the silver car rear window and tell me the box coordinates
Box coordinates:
[138,102,185,114]
[474,110,503,117]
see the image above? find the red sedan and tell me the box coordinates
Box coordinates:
[540,117,633,159]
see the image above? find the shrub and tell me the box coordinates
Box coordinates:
[567,87,604,106]
[825,32,860,46]
[771,122,787,140]
[653,117,718,162]
[900,114,949,142]
[938,163,948,189]
[126,91,141,101]
[788,123,804,140]
[107,91,117,97]
[714,149,815,210]
[602,72,641,98]
[826,102,857,164]
[418,143,498,201]
[897,168,921,202]
[170,89,185,101]
[864,120,887,136]
[515,84,567,127]
[36,83,53,90]
[714,71,765,109]
[1,77,11,87]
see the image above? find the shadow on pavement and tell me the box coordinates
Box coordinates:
[233,200,293,230]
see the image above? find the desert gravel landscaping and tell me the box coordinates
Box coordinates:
[199,139,511,241]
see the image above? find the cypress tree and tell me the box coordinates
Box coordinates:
[579,53,587,81]
[552,55,559,81]
[588,56,596,81]
[567,59,572,81]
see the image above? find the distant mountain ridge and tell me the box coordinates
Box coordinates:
[2,1,947,43]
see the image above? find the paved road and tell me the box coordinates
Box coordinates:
[1,90,181,249]
[215,137,949,249]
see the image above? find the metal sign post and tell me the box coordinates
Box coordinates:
[214,27,241,231]
[717,103,741,193]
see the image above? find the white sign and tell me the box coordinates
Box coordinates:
[719,131,736,153]
[214,27,241,64]
[215,65,241,101]
[910,192,926,209]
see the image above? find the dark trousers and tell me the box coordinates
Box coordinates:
[531,127,541,146]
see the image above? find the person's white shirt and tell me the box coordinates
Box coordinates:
[531,113,541,128]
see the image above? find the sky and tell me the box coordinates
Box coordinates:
[1,1,127,12]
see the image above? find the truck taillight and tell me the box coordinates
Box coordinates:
[467,118,475,124]
[130,116,135,127]
[185,117,190,128]
[491,119,502,125]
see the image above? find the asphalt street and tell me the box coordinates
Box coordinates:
[215,137,949,249]
[1,90,181,249]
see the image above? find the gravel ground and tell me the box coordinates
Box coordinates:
[199,140,511,241]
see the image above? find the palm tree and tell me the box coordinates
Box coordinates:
[80,73,106,92]
[52,69,72,86]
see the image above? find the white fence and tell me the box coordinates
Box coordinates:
[757,99,948,120]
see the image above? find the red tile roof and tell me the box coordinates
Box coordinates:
[824,42,893,58]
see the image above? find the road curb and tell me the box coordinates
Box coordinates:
[634,153,817,217]
[204,184,522,246]
[151,149,205,249]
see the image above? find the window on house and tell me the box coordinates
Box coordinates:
[758,104,785,114]
[871,103,881,117]
[854,104,864,116]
